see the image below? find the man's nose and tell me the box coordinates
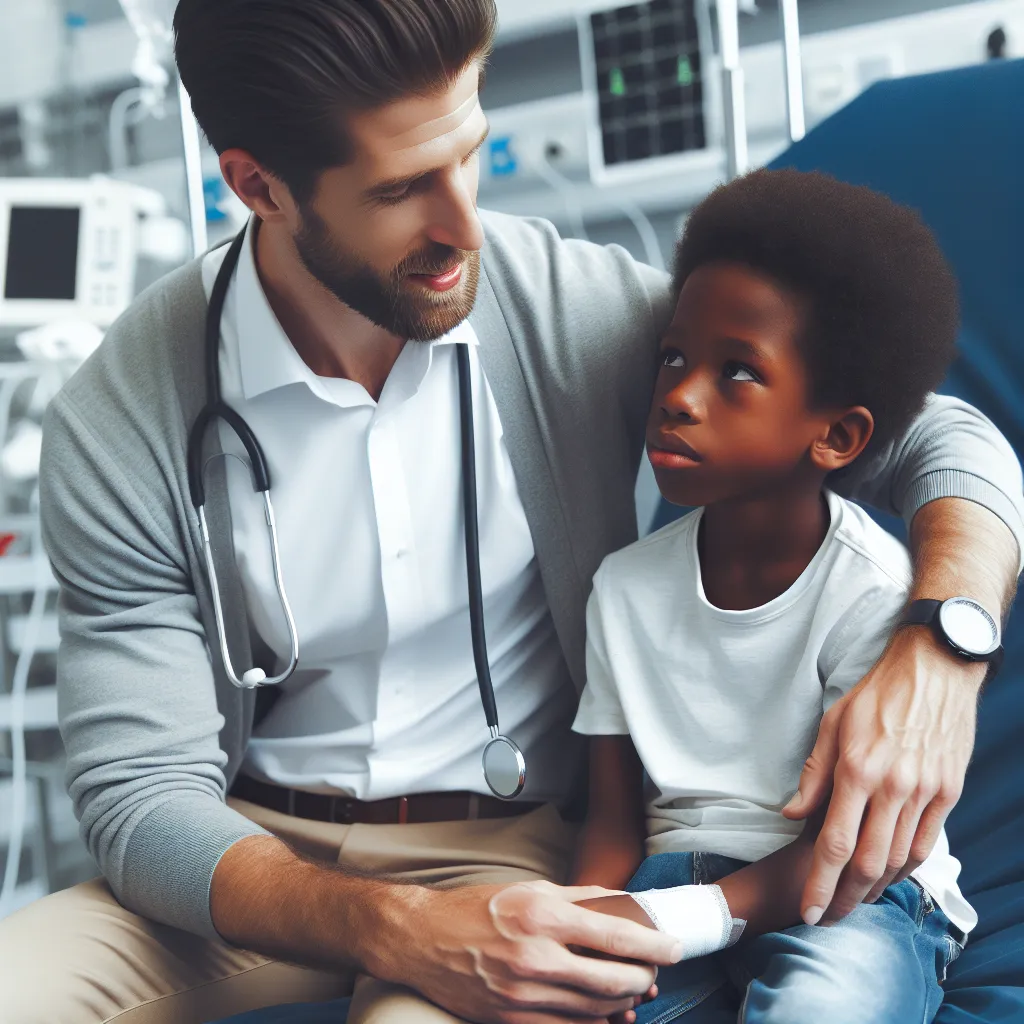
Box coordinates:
[427,177,484,253]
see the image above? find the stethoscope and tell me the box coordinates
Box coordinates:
[187,229,527,800]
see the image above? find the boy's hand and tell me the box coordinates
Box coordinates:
[575,895,660,1024]
[576,894,658,934]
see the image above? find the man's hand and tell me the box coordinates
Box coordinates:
[783,628,980,923]
[782,498,1018,925]
[360,880,681,1024]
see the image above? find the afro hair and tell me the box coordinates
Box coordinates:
[673,168,958,452]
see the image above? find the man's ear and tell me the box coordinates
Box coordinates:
[219,149,296,224]
[810,406,874,472]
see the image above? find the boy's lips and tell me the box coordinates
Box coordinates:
[648,437,704,467]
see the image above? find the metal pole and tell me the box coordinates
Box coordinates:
[178,77,208,257]
[717,0,747,180]
[779,0,806,142]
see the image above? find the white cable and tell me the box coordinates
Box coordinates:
[532,152,590,242]
[610,198,665,272]
[535,152,665,270]
[108,86,147,171]
[0,493,47,915]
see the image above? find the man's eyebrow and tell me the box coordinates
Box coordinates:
[365,123,491,198]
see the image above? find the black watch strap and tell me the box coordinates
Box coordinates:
[902,598,1005,676]
[903,598,942,628]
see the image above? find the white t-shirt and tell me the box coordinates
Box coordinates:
[573,490,976,934]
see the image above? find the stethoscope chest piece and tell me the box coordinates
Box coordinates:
[482,730,526,800]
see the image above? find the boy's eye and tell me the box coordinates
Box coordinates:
[660,348,686,369]
[723,361,761,384]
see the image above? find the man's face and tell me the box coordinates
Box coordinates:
[291,62,489,341]
[646,262,832,508]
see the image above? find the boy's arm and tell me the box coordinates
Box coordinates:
[571,736,647,889]
[579,811,826,941]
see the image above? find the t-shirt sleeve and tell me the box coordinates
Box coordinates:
[572,575,630,736]
[819,581,908,712]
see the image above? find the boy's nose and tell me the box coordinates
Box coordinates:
[661,378,704,423]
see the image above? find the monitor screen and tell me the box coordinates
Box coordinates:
[589,0,706,168]
[4,205,81,301]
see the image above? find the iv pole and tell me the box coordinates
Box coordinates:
[717,0,747,180]
[178,79,208,257]
[779,0,806,142]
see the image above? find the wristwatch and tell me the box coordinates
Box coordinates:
[901,597,1004,675]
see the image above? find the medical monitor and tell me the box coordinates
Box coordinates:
[579,0,723,184]
[0,178,136,329]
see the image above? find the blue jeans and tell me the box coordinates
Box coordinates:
[628,852,964,1024]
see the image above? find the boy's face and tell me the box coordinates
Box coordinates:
[647,262,835,508]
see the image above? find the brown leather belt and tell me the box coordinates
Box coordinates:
[231,774,541,825]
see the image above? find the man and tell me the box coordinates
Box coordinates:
[0,2,1019,1023]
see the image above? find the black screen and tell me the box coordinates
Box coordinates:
[590,0,706,168]
[4,206,81,301]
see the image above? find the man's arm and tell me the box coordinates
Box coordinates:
[212,833,683,1024]
[43,388,682,1024]
[784,496,1018,924]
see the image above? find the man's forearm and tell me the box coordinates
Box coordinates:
[910,497,1018,639]
[210,833,415,972]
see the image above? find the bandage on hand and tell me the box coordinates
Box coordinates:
[630,884,746,960]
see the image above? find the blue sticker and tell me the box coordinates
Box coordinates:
[203,176,228,222]
[488,136,518,177]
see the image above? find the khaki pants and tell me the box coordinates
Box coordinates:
[0,798,578,1024]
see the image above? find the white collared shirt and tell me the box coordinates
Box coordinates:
[201,224,580,803]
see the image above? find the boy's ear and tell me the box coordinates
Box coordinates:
[810,407,874,472]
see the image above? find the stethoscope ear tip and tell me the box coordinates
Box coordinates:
[241,667,267,686]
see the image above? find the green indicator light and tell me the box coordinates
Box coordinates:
[677,56,693,86]
[610,67,626,96]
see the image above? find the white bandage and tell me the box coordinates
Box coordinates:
[629,884,746,960]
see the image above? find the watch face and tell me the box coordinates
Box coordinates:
[939,598,999,657]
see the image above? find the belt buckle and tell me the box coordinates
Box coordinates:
[329,796,354,825]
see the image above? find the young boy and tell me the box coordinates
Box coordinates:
[571,169,978,1024]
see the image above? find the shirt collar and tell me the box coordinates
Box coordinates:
[232,219,479,403]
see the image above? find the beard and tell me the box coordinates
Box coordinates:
[293,205,480,342]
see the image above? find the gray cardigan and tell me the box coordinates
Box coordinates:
[40,210,1024,940]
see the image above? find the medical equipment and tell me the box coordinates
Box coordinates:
[187,230,528,800]
[578,0,803,185]
[578,0,723,184]
[0,178,137,330]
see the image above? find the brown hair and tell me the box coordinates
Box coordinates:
[173,0,497,203]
